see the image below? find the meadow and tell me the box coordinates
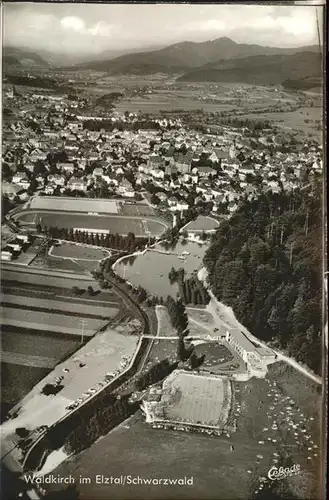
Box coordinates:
[238,105,322,136]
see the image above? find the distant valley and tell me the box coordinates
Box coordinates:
[4,37,321,89]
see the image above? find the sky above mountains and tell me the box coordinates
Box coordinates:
[3,3,321,56]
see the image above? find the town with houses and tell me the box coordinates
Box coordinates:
[2,84,322,242]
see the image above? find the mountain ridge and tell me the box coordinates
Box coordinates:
[71,37,320,74]
[3,37,321,88]
[178,50,321,86]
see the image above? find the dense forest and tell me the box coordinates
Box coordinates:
[204,183,322,374]
[169,267,210,305]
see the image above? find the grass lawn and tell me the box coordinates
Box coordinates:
[187,308,215,327]
[30,253,86,273]
[145,339,178,367]
[50,243,110,261]
[156,306,175,337]
[44,360,320,500]
[183,216,219,232]
[193,342,234,367]
[47,377,281,500]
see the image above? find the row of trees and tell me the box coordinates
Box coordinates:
[178,276,210,306]
[168,267,210,305]
[38,225,151,252]
[83,119,164,132]
[164,295,204,367]
[135,359,177,391]
[60,393,139,455]
[204,184,322,374]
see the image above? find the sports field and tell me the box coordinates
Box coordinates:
[183,216,219,232]
[49,243,110,261]
[14,211,168,237]
[120,203,156,217]
[161,371,232,427]
[28,196,119,214]
[1,307,111,336]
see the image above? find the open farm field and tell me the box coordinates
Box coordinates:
[1,363,49,410]
[116,94,237,114]
[0,294,117,318]
[49,243,110,261]
[14,211,168,237]
[0,326,80,359]
[1,266,99,290]
[1,284,119,306]
[1,307,111,336]
[28,196,119,214]
[1,352,57,369]
[238,106,322,136]
[114,84,302,115]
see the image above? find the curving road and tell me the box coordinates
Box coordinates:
[208,290,322,385]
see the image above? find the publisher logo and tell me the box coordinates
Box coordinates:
[268,464,301,481]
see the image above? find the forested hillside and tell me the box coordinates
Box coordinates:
[204,183,322,373]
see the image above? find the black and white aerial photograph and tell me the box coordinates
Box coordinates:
[0,2,326,500]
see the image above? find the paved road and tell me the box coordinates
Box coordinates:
[208,291,322,385]
[142,334,217,340]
